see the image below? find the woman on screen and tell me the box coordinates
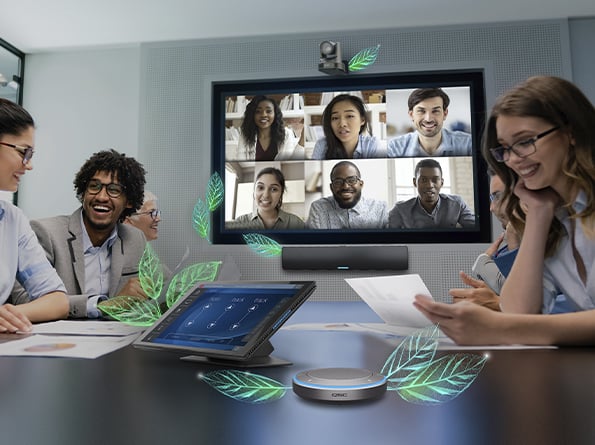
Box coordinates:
[230,167,305,230]
[414,76,595,346]
[237,96,300,161]
[0,98,68,331]
[311,94,382,160]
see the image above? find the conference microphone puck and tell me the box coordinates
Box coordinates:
[293,367,387,402]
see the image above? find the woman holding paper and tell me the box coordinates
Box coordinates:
[414,76,595,346]
[0,99,69,332]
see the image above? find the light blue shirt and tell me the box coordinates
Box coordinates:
[542,190,595,313]
[311,134,383,159]
[387,128,472,157]
[81,212,117,317]
[307,196,388,229]
[0,200,65,304]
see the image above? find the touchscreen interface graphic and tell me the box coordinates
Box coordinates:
[147,284,300,351]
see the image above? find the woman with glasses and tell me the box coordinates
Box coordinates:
[0,98,69,331]
[414,76,595,346]
[311,94,382,160]
[124,191,161,241]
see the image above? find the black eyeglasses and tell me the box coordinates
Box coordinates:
[132,209,161,220]
[0,141,35,165]
[86,179,125,198]
[490,126,559,162]
[331,175,361,188]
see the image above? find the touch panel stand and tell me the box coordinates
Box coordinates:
[180,341,292,368]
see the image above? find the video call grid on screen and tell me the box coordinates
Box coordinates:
[146,284,300,351]
[211,70,490,245]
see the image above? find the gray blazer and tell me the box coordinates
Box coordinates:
[11,208,146,318]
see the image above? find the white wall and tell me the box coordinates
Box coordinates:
[19,46,141,219]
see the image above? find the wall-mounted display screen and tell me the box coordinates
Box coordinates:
[211,70,489,244]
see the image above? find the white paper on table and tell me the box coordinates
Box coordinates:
[0,334,140,359]
[345,274,434,328]
[31,320,145,336]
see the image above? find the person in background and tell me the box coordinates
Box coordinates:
[236,95,300,161]
[388,158,476,229]
[228,167,305,230]
[414,76,595,346]
[387,88,472,157]
[0,98,68,331]
[311,94,382,159]
[449,170,521,310]
[11,149,148,318]
[124,190,161,241]
[307,160,388,229]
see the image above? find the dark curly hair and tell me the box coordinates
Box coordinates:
[73,149,146,220]
[240,96,286,158]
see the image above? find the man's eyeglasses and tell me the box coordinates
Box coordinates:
[132,209,161,220]
[86,180,125,198]
[0,141,35,165]
[489,126,559,162]
[331,176,361,188]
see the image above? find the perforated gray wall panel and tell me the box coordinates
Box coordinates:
[139,20,570,302]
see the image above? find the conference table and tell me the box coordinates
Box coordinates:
[1,301,594,445]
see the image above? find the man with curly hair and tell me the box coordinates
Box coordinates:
[11,149,148,318]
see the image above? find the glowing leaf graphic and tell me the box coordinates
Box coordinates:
[98,296,162,326]
[206,172,224,212]
[138,243,164,300]
[395,353,488,405]
[199,370,289,404]
[165,261,222,308]
[348,44,381,72]
[381,325,439,389]
[192,198,210,239]
[243,233,282,257]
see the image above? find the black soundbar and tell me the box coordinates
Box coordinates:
[282,245,408,270]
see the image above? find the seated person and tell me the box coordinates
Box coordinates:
[311,94,383,159]
[1,98,68,330]
[387,88,471,157]
[11,149,148,318]
[307,161,387,229]
[227,167,305,230]
[124,190,161,241]
[389,158,475,229]
[234,95,301,161]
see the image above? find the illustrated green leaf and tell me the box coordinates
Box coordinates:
[243,233,282,257]
[165,261,222,308]
[192,198,210,239]
[199,370,289,404]
[206,172,224,212]
[381,325,439,389]
[138,243,164,300]
[348,44,381,72]
[395,353,488,405]
[97,296,162,326]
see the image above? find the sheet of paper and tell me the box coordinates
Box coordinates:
[345,274,434,328]
[30,320,145,336]
[0,334,140,359]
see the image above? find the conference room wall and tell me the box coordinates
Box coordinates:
[17,18,594,301]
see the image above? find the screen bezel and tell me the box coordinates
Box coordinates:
[134,281,316,361]
[211,69,490,245]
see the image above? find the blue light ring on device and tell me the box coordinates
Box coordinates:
[292,375,387,390]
